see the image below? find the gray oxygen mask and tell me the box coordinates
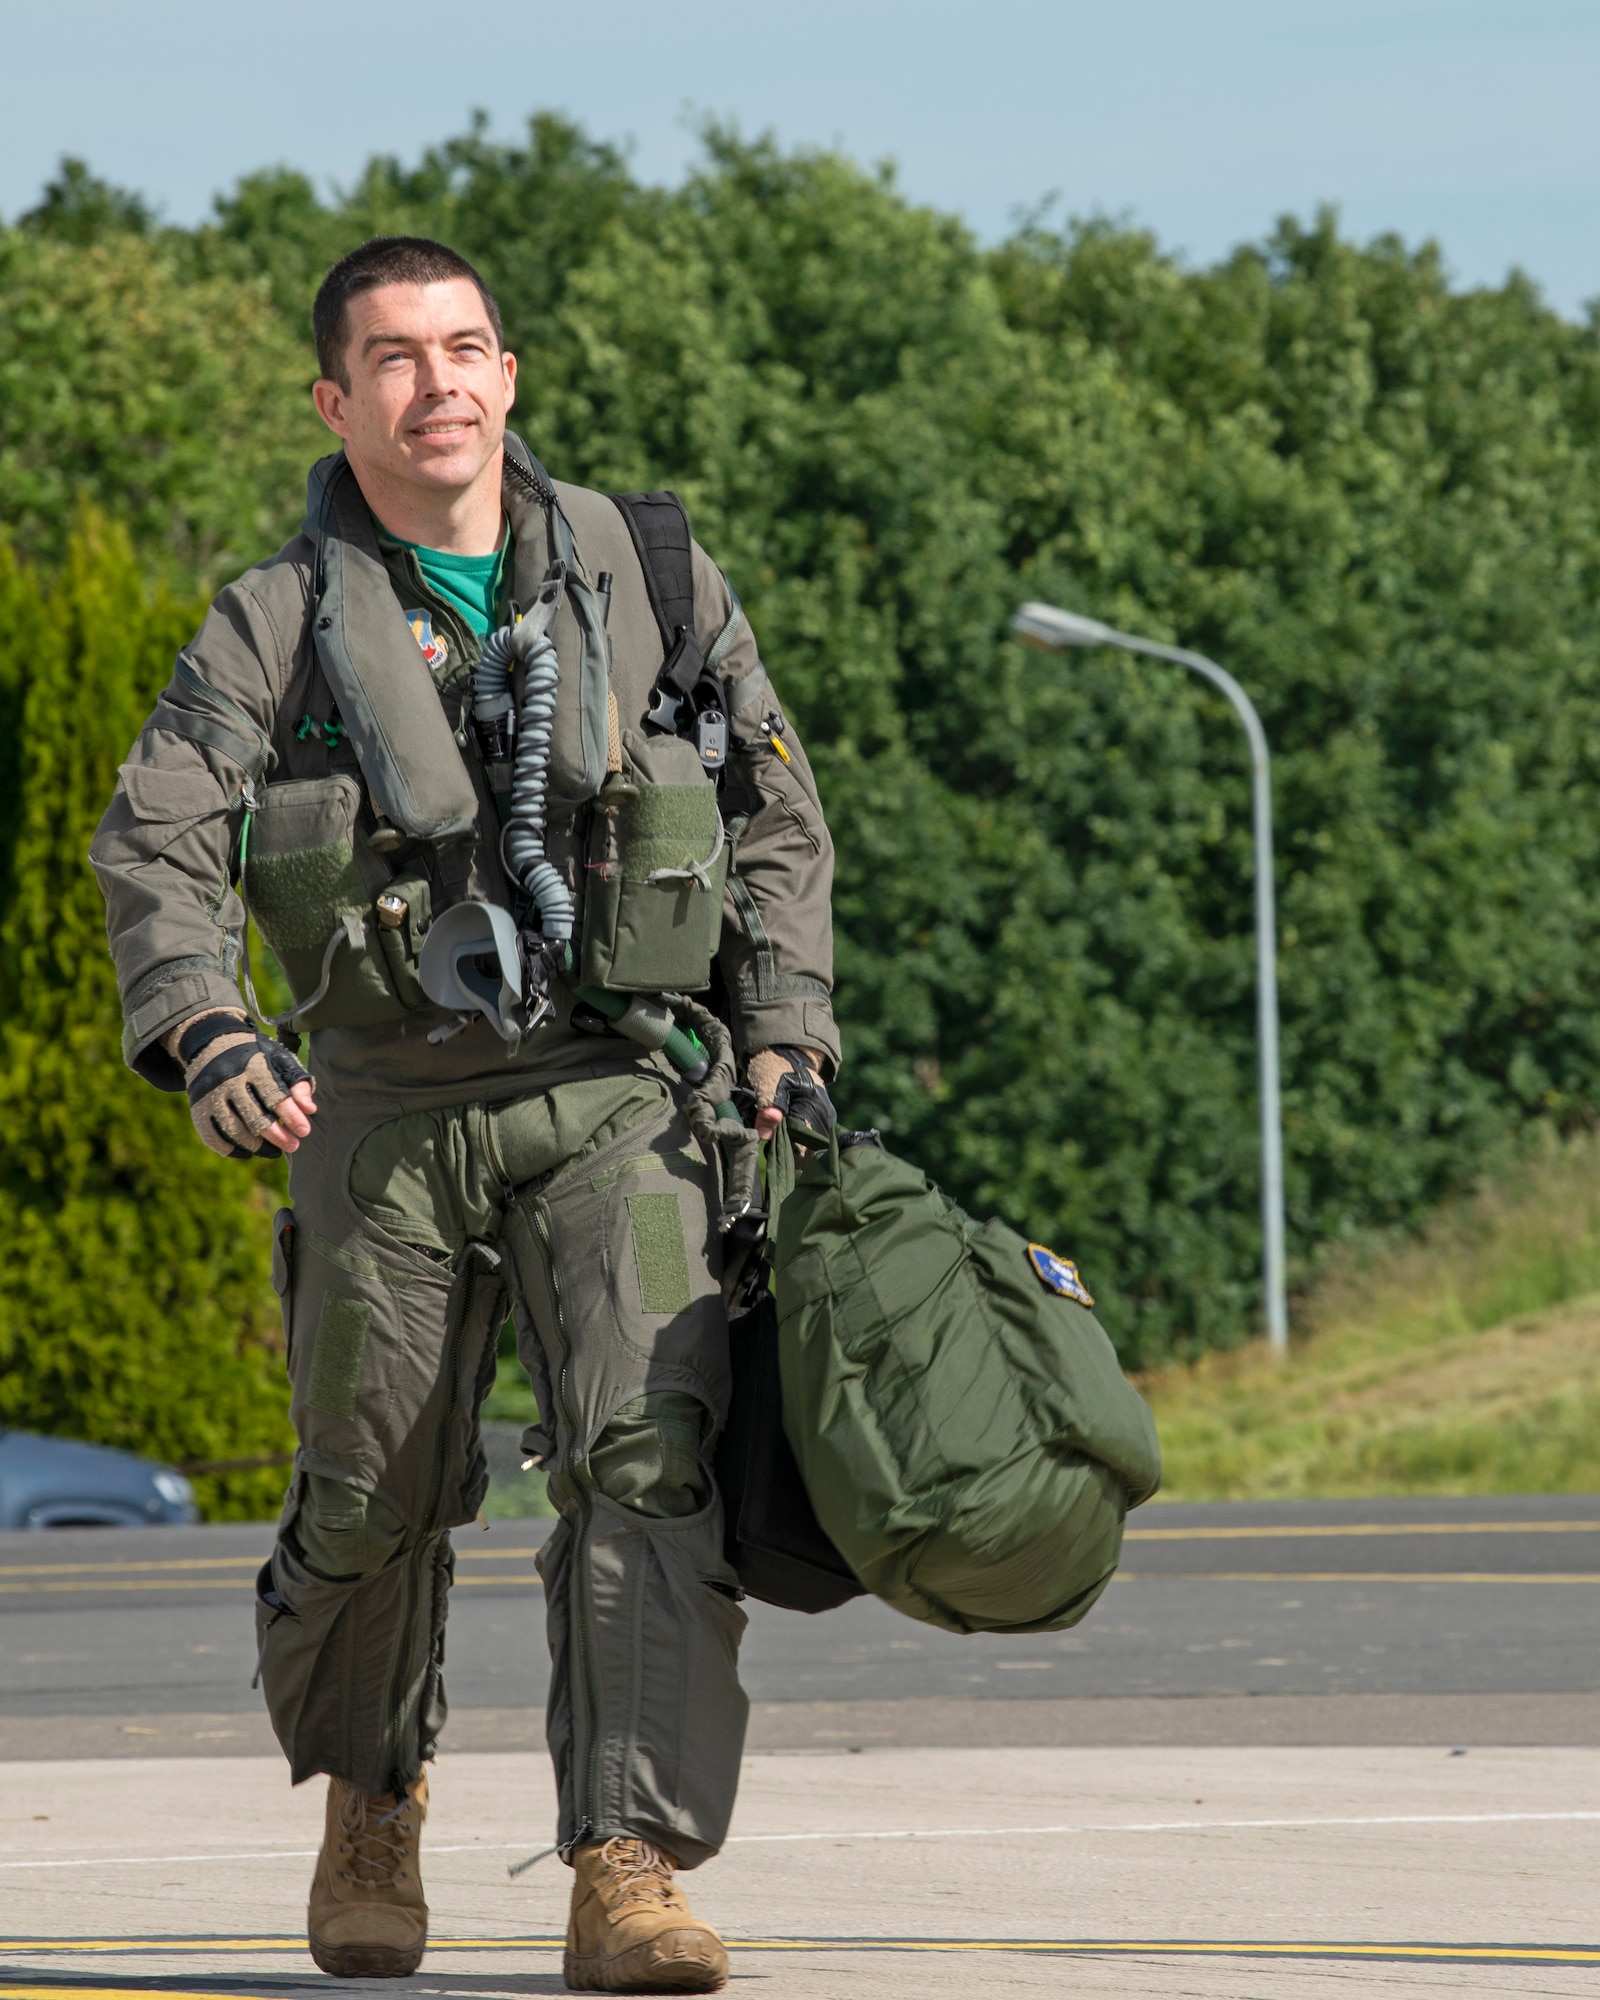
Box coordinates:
[418,901,527,1043]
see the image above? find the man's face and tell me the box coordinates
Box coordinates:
[312,277,516,495]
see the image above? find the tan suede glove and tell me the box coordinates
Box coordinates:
[162,1009,316,1159]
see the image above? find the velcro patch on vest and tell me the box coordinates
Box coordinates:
[404,609,448,672]
[1026,1243,1094,1307]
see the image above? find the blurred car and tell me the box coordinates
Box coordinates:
[0,1429,198,1528]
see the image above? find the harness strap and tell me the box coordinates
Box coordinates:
[705,593,745,672]
[157,654,275,782]
[727,662,770,715]
[431,836,477,913]
[610,490,704,697]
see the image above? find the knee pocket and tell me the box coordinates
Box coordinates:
[292,1474,408,1582]
[589,1393,710,1520]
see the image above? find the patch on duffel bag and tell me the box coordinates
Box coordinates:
[1026,1242,1094,1307]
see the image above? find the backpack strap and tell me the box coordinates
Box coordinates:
[611,490,705,719]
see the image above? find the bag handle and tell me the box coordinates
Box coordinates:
[765,1115,841,1247]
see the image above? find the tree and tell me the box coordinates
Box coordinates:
[0,216,323,576]
[9,128,1600,1370]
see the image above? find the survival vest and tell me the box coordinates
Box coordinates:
[230,445,743,1041]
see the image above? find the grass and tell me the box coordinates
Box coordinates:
[1141,1128,1600,1501]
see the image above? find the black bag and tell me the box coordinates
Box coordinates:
[714,1289,864,1614]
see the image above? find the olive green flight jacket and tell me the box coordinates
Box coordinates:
[89,437,840,1105]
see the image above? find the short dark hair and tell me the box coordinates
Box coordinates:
[312,236,504,388]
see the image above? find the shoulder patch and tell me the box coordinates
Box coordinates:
[405,609,448,671]
[1026,1243,1094,1307]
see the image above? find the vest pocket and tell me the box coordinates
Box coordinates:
[244,775,414,1030]
[579,762,728,994]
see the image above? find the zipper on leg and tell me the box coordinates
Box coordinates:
[381,1257,476,1790]
[533,1194,604,1841]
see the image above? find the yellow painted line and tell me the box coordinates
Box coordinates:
[0,1548,542,1583]
[6,1525,1591,1578]
[2,1938,1598,1966]
[0,1991,276,1999]
[13,1525,1588,1585]
[0,1944,316,1955]
[729,1940,1600,1962]
[0,1582,262,1598]
[0,1560,262,1579]
[0,1574,541,1598]
[1120,1570,1600,1584]
[13,1563,1600,1596]
[1128,1520,1600,1541]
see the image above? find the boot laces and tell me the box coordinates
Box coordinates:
[597,1836,678,1910]
[336,1788,416,1890]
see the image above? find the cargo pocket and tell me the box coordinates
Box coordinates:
[243,774,414,1030]
[371,865,434,1010]
[117,758,228,851]
[580,738,728,993]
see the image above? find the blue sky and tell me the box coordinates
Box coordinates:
[9,0,1599,315]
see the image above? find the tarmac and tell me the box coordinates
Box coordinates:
[0,1496,1595,1996]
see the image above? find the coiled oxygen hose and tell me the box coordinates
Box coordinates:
[468,590,722,1099]
[473,616,576,943]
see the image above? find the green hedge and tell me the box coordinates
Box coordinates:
[0,524,291,1518]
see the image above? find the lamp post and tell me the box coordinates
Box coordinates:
[1010,601,1288,1353]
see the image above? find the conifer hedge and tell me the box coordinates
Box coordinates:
[0,523,290,1519]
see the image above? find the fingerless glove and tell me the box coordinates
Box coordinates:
[746,1045,836,1139]
[163,1010,311,1160]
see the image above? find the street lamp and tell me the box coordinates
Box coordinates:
[1010,601,1288,1353]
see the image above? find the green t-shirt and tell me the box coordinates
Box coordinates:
[384,526,510,639]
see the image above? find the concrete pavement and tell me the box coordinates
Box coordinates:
[0,1745,1595,1996]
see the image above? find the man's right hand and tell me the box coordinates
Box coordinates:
[162,1010,318,1159]
[746,1045,834,1143]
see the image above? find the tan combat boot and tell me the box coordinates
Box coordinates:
[307,1772,429,1978]
[564,1836,728,1993]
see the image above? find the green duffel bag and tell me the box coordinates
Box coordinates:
[770,1125,1161,1635]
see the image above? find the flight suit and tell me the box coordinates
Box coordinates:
[90,436,840,1865]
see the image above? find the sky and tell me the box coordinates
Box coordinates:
[8,0,1600,316]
